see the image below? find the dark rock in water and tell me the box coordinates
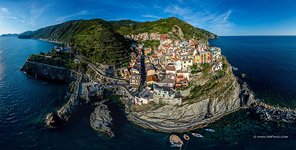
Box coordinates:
[249,102,296,123]
[90,103,114,137]
[241,73,247,79]
[45,113,62,128]
[57,79,82,121]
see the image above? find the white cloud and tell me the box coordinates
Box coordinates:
[26,3,52,26]
[163,5,234,35]
[164,5,192,16]
[56,10,90,22]
[0,7,8,14]
[142,14,161,19]
[0,7,24,23]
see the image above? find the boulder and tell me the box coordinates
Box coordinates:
[90,103,114,137]
[45,113,62,128]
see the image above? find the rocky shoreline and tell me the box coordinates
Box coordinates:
[21,59,296,135]
[249,101,296,123]
[239,78,296,124]
[21,60,79,83]
[21,61,83,128]
[90,101,114,137]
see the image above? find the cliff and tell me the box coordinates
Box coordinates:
[20,60,79,83]
[90,102,114,137]
[21,60,86,127]
[128,61,241,132]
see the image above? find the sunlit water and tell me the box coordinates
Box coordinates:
[0,37,296,150]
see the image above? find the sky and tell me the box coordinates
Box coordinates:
[1,0,296,36]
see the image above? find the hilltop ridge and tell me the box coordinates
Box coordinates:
[18,17,216,67]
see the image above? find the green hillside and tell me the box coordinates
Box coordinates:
[111,17,217,40]
[19,19,131,67]
[18,17,216,66]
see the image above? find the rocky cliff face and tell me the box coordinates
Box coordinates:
[129,79,241,132]
[129,61,242,132]
[90,102,114,137]
[21,61,78,83]
[21,60,86,128]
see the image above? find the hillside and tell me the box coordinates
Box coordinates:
[111,17,217,40]
[19,19,131,67]
[18,17,216,66]
[0,33,18,37]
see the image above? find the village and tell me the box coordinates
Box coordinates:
[119,33,223,106]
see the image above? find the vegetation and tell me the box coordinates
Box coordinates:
[19,19,131,67]
[222,56,229,72]
[177,84,192,91]
[28,50,90,72]
[0,33,18,37]
[212,70,225,80]
[19,17,216,67]
[190,64,201,74]
[139,40,160,49]
[111,17,217,40]
[188,81,218,100]
[69,22,131,67]
[28,51,74,68]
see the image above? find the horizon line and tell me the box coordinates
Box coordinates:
[219,35,296,37]
[2,32,296,37]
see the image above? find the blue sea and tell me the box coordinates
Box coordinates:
[1,36,296,150]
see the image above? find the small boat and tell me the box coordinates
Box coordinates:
[169,134,183,147]
[192,133,203,138]
[232,67,238,71]
[183,134,190,140]
[205,128,215,132]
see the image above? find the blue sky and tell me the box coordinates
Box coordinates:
[1,0,296,35]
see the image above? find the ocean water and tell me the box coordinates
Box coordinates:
[0,36,296,150]
[210,36,296,107]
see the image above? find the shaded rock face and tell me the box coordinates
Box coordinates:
[20,61,78,83]
[130,77,241,132]
[45,113,62,128]
[140,83,239,122]
[21,61,84,127]
[44,80,81,128]
[90,103,114,137]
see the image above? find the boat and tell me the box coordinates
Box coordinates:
[183,134,190,140]
[205,128,215,132]
[169,134,183,147]
[192,133,203,138]
[232,66,238,71]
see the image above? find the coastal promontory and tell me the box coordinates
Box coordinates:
[19,17,294,136]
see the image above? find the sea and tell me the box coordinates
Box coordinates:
[0,36,296,150]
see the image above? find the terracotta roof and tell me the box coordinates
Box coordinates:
[173,57,180,61]
[166,65,176,71]
[146,75,158,82]
[151,54,158,59]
